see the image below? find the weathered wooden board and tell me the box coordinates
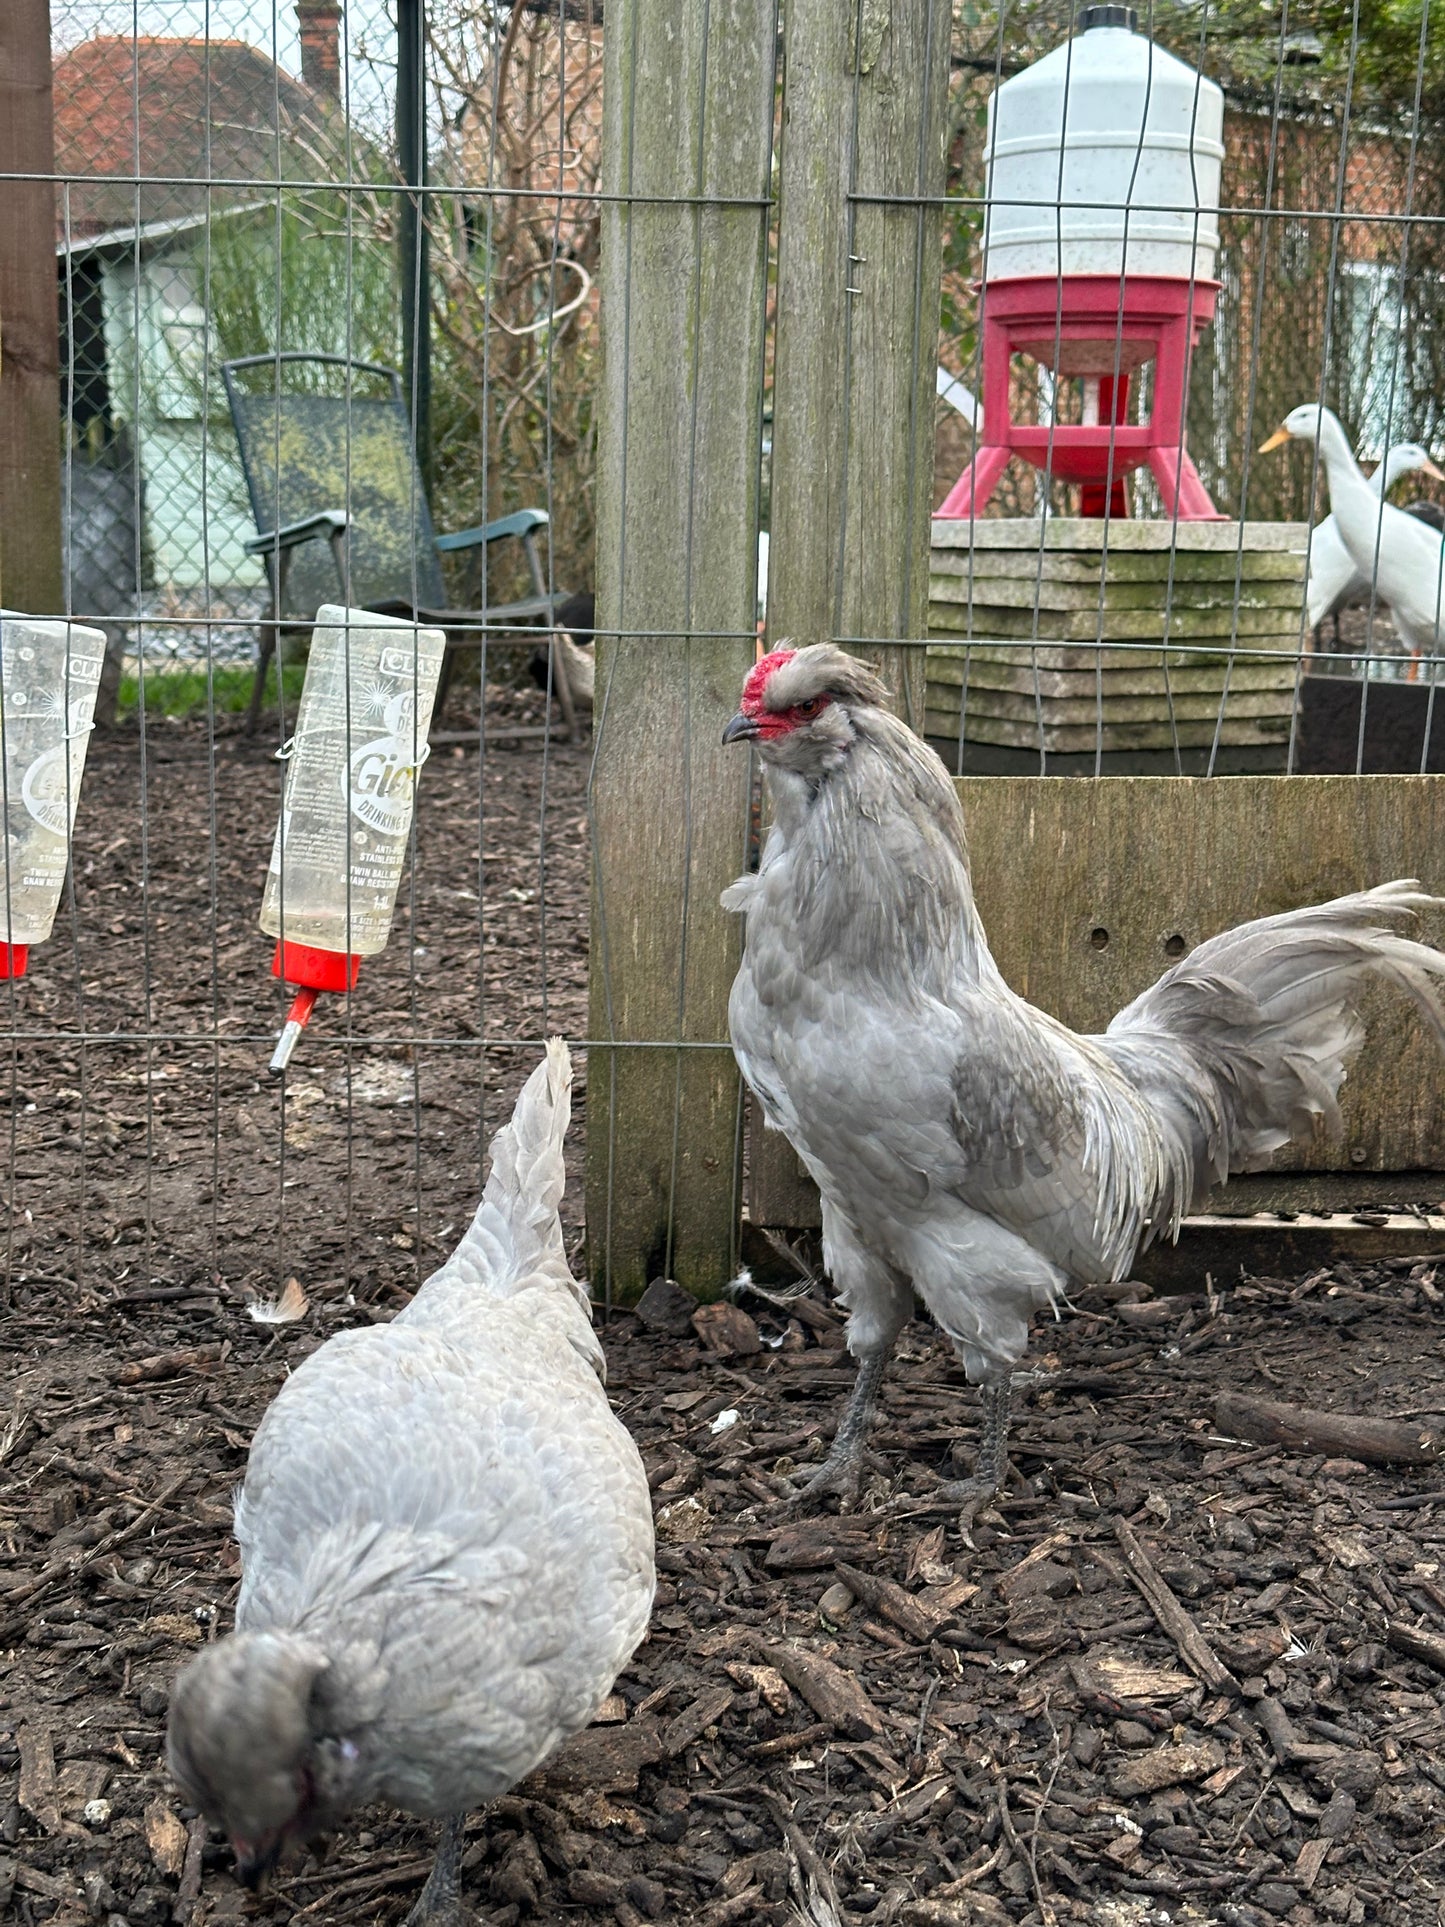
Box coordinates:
[962,775,1445,1170]
[929,601,1306,641]
[934,517,1309,553]
[950,688,1292,728]
[929,659,1291,698]
[930,576,1307,614]
[940,715,1292,752]
[587,0,773,1302]
[929,639,1299,675]
[932,548,1308,584]
[747,774,1445,1236]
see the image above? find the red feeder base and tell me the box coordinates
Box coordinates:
[936,273,1225,522]
[0,944,30,981]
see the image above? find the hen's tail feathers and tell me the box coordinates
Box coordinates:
[1100,882,1445,1234]
[424,1038,588,1311]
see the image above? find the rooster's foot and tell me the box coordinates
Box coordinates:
[929,1471,1007,1539]
[936,1380,1013,1538]
[778,1444,876,1515]
[402,1815,473,1927]
[777,1346,893,1514]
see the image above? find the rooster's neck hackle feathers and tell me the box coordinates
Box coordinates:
[749,660,995,990]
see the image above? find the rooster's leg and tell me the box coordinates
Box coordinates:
[932,1379,1012,1536]
[403,1814,471,1927]
[788,1344,893,1509]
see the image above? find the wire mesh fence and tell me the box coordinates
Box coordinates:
[3,0,1445,1324]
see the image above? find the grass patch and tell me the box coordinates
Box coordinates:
[117,660,307,721]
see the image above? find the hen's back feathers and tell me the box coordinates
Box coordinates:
[1101,881,1445,1241]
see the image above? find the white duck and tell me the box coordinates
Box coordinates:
[1261,405,1445,664]
[1303,440,1438,629]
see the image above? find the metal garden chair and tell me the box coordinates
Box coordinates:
[222,353,572,733]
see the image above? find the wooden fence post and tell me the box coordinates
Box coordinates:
[0,0,65,617]
[586,0,775,1302]
[768,0,952,718]
[749,0,953,1225]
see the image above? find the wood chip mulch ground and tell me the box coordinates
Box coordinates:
[6,709,1445,1927]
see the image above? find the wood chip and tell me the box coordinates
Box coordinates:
[144,1798,189,1879]
[1295,1837,1332,1891]
[1215,1391,1440,1466]
[758,1639,885,1738]
[764,1517,878,1572]
[536,1718,665,1794]
[690,1302,761,1358]
[747,1720,834,1759]
[1109,1739,1226,1797]
[17,1728,61,1835]
[1113,1519,1238,1695]
[996,1530,1072,1599]
[1201,1761,1250,1796]
[115,1344,226,1385]
[834,1561,947,1642]
[724,1662,792,1716]
[1380,1616,1445,1675]
[1073,1655,1195,1702]
[662,1686,735,1755]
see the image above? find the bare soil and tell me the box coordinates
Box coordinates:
[7,711,1445,1927]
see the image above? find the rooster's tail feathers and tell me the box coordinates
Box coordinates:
[421,1038,588,1311]
[1102,881,1445,1214]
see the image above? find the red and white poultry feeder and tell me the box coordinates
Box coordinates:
[261,606,446,1070]
[937,5,1226,522]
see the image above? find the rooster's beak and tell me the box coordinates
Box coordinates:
[1258,427,1292,454]
[722,712,760,745]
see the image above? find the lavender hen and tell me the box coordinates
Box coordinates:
[723,645,1445,1523]
[167,1042,654,1922]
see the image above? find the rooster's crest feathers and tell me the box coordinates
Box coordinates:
[744,643,890,716]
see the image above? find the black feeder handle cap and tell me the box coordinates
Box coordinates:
[1080,5,1139,29]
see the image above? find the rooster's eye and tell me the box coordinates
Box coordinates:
[794,697,823,719]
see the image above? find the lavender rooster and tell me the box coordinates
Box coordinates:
[167,1042,654,1923]
[723,644,1445,1524]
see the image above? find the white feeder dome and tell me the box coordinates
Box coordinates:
[982,6,1225,284]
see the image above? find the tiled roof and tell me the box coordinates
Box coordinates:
[53,36,335,242]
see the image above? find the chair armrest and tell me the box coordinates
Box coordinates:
[435,507,550,553]
[244,510,349,556]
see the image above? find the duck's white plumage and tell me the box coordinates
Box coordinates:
[1306,440,1436,629]
[1271,405,1445,659]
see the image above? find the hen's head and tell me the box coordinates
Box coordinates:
[168,1632,363,1886]
[722,644,889,777]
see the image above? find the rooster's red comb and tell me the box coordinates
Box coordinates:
[741,649,796,712]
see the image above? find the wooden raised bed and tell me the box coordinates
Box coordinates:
[927,517,1309,755]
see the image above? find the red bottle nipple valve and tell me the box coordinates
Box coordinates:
[268,941,361,1073]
